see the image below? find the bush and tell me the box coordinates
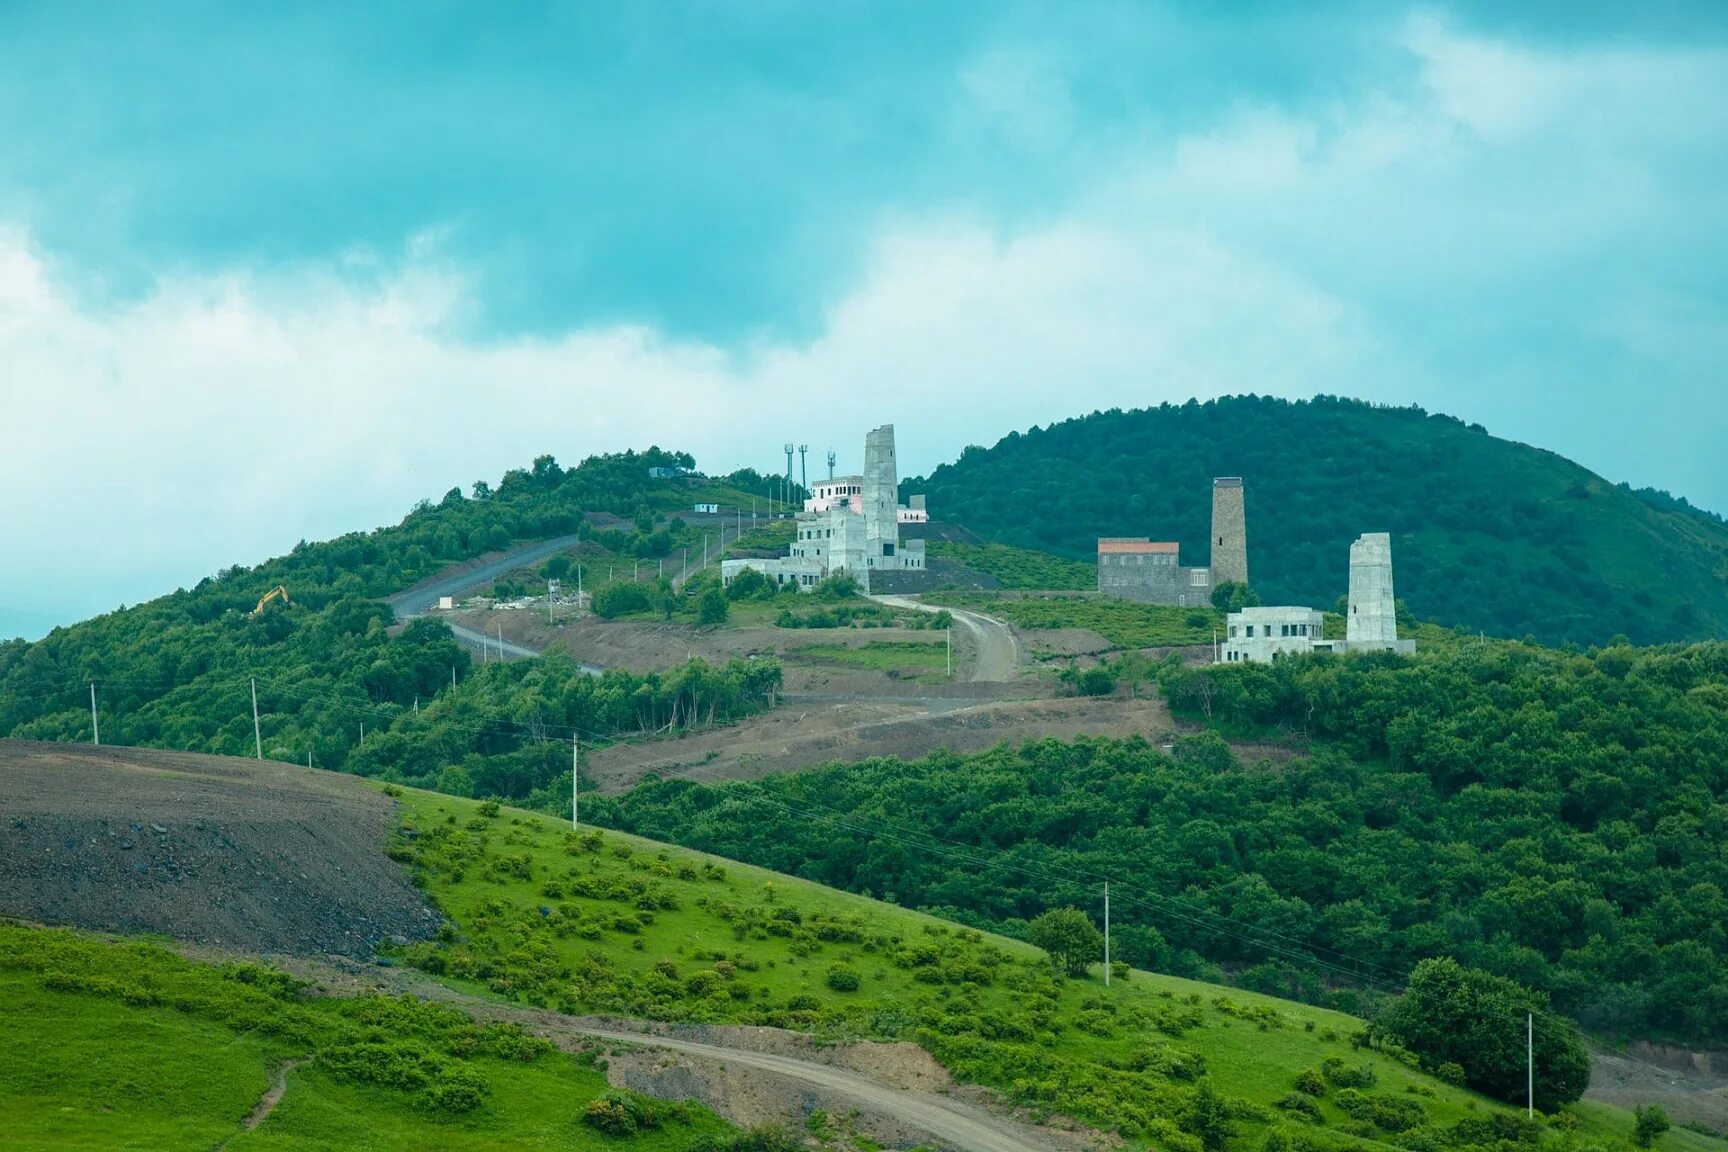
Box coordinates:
[825,966,861,992]
[425,1066,489,1113]
[1275,1093,1324,1123]
[1028,907,1104,978]
[582,1091,663,1136]
[1634,1104,1671,1148]
[1294,1068,1325,1096]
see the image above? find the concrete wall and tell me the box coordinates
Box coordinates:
[1210,477,1249,587]
[863,425,899,552]
[1097,553,1213,606]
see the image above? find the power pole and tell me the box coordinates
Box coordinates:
[946,624,953,679]
[89,682,100,746]
[496,622,504,661]
[572,732,580,831]
[1104,880,1111,987]
[359,721,365,746]
[1527,1013,1534,1118]
[826,449,836,480]
[251,678,262,760]
[799,444,808,498]
[452,665,457,690]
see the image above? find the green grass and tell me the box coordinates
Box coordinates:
[388,789,1685,1152]
[786,639,949,681]
[928,541,1097,590]
[927,591,1223,649]
[727,520,796,553]
[0,923,733,1152]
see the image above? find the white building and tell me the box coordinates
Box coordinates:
[724,424,927,593]
[1219,532,1415,664]
[1222,607,1325,663]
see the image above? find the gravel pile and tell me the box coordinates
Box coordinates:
[0,740,437,957]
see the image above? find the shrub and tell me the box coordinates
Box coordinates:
[1294,1068,1325,1096]
[1275,1093,1324,1123]
[425,1066,489,1113]
[582,1091,662,1136]
[825,966,861,992]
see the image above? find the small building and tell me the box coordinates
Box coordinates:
[1096,538,1212,606]
[1222,607,1325,663]
[692,503,719,514]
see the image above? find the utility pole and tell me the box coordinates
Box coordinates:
[359,721,365,746]
[572,732,580,831]
[496,622,504,661]
[703,534,709,568]
[89,682,100,746]
[548,579,555,625]
[251,678,262,760]
[1104,880,1111,987]
[799,444,808,498]
[451,665,457,690]
[307,748,312,769]
[681,547,687,580]
[946,624,953,679]
[658,558,663,579]
[1527,1013,1534,1118]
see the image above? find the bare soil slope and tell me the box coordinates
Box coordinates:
[0,740,436,956]
[585,694,1176,792]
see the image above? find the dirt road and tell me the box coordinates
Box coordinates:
[873,595,1020,682]
[579,1025,1057,1152]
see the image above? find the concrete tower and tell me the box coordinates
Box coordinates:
[862,424,899,550]
[1210,477,1249,587]
[1347,532,1398,644]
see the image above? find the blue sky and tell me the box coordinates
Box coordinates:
[2,2,1725,639]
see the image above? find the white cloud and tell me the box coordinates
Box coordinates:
[4,11,1725,635]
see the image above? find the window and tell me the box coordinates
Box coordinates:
[883,543,895,557]
[1245,625,1255,637]
[1190,571,1208,586]
[1229,626,1237,638]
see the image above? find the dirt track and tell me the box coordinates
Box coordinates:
[585,694,1176,792]
[0,740,437,956]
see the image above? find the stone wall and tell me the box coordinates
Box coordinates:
[1210,477,1249,586]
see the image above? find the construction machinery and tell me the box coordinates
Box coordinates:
[249,585,292,618]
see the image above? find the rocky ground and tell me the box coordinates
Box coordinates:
[0,740,437,956]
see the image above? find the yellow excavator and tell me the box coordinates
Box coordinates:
[249,585,292,619]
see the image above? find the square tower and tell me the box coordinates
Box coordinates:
[862,424,899,550]
[1347,532,1398,644]
[1210,477,1249,587]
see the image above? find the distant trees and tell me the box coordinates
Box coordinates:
[1028,907,1103,978]
[1209,582,1260,613]
[696,589,729,626]
[1376,959,1590,1110]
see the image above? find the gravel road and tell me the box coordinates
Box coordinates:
[870,595,1021,683]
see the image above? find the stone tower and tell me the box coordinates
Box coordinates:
[1347,532,1398,644]
[862,424,899,551]
[1210,477,1249,587]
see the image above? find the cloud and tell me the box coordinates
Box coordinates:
[3,9,1725,637]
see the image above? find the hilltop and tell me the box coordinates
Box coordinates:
[905,396,1728,646]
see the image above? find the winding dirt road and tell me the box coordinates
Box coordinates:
[871,595,1020,682]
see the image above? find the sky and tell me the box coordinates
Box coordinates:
[2,2,1726,640]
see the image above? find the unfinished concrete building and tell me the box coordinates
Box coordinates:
[723,424,926,593]
[1096,539,1212,606]
[1096,476,1246,605]
[1220,531,1414,664]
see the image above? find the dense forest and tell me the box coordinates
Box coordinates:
[904,396,1728,646]
[0,449,780,779]
[593,639,1728,1045]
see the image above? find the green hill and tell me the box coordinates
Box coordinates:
[598,637,1728,1048]
[387,786,1693,1152]
[0,923,736,1152]
[903,396,1728,646]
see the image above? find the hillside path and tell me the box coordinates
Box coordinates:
[214,1058,307,1150]
[574,1025,1056,1152]
[871,595,1020,682]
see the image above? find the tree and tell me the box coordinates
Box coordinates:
[726,567,770,601]
[1028,907,1104,978]
[1376,958,1590,1110]
[1211,581,1261,613]
[697,588,730,626]
[1634,1105,1671,1148]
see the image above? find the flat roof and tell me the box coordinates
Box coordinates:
[1097,538,1180,555]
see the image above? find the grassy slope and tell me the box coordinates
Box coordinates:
[0,924,729,1152]
[927,541,1098,591]
[390,787,1702,1152]
[926,591,1224,649]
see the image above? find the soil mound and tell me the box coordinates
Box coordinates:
[0,740,436,956]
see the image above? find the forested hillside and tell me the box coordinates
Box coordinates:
[904,397,1728,645]
[0,449,780,786]
[595,639,1728,1045]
